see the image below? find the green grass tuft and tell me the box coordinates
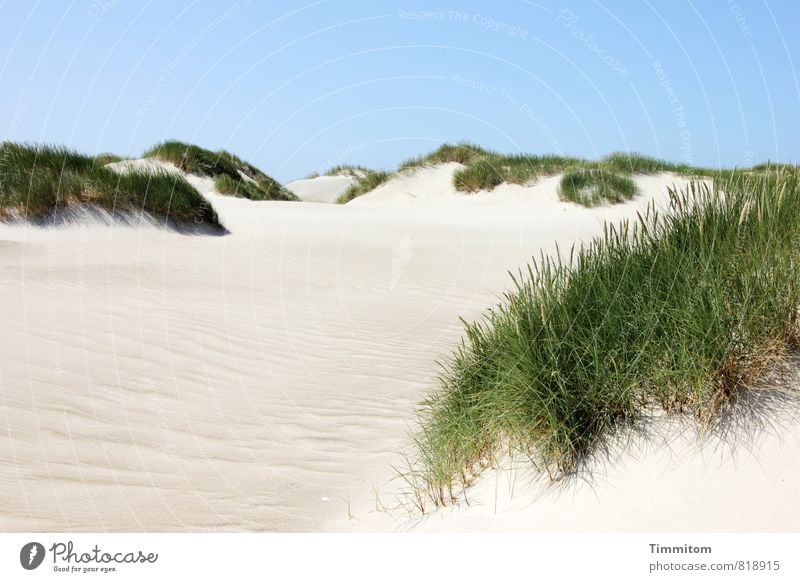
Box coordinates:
[94,152,125,166]
[399,142,494,170]
[143,140,239,178]
[325,164,370,178]
[749,161,798,173]
[452,154,584,192]
[334,143,732,203]
[600,151,683,174]
[212,173,296,201]
[453,159,505,192]
[0,141,220,227]
[144,140,296,201]
[398,142,584,195]
[336,170,391,203]
[413,167,800,507]
[558,168,637,206]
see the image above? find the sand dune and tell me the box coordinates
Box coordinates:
[357,404,800,532]
[285,174,356,203]
[1,164,796,532]
[348,163,465,205]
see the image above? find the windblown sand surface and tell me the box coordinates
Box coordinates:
[286,174,356,203]
[1,163,798,532]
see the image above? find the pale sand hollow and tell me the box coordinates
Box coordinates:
[1,163,797,532]
[285,174,357,203]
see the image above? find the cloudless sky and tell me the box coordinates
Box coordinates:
[1,0,798,181]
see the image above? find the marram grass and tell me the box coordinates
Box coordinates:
[413,168,800,507]
[336,170,391,203]
[325,164,370,178]
[212,173,296,202]
[398,142,494,169]
[0,141,220,226]
[318,142,792,206]
[559,167,637,206]
[144,140,297,201]
[331,142,787,206]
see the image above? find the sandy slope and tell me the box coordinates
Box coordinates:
[285,174,356,203]
[1,163,797,532]
[349,163,465,205]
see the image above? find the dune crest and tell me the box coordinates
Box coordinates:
[1,156,796,532]
[286,175,357,203]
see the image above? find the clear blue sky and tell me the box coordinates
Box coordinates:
[1,0,798,181]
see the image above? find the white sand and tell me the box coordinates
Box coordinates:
[105,158,177,174]
[286,174,357,203]
[1,163,797,532]
[348,163,466,205]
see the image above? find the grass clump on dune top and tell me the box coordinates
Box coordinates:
[143,140,239,178]
[559,168,636,206]
[212,173,296,202]
[403,143,767,201]
[322,144,793,206]
[94,152,125,166]
[414,168,800,507]
[453,159,505,192]
[599,151,697,174]
[325,164,370,178]
[299,164,370,180]
[331,142,716,204]
[749,161,799,173]
[335,142,491,203]
[144,140,296,201]
[453,154,583,192]
[398,142,631,198]
[336,170,391,203]
[399,142,493,170]
[0,141,220,227]
[449,149,697,195]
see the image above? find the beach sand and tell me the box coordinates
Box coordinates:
[286,174,356,203]
[1,163,797,532]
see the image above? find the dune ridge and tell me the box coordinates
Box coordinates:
[1,152,797,532]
